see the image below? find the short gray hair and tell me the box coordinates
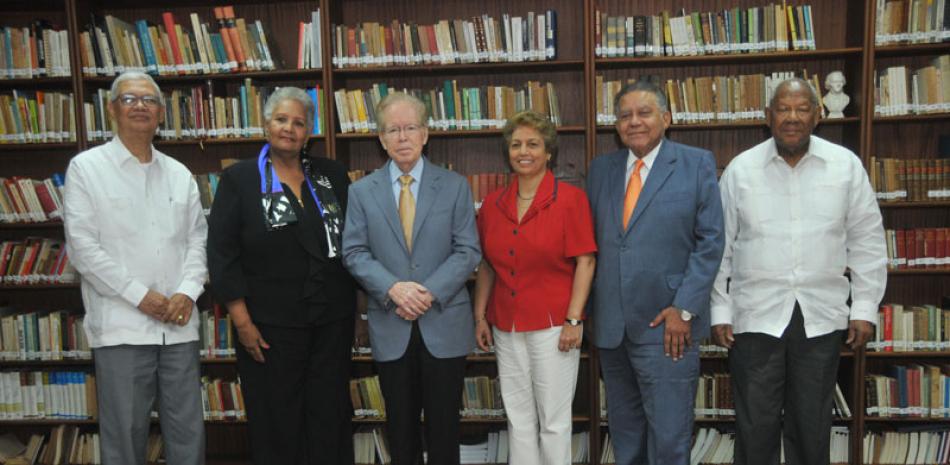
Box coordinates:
[613,80,669,117]
[263,87,315,130]
[110,71,164,107]
[376,92,428,132]
[769,78,820,108]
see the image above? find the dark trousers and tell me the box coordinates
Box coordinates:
[376,321,467,465]
[236,316,355,465]
[730,304,843,465]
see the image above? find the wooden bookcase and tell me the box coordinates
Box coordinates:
[0,0,947,463]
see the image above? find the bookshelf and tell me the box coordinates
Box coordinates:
[0,0,946,463]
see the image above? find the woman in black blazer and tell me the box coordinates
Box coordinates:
[207,87,357,465]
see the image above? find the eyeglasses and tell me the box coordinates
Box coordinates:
[382,124,423,138]
[116,94,162,108]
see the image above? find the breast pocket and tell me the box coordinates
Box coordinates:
[810,184,848,221]
[99,196,138,238]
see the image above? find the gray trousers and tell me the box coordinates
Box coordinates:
[94,341,205,465]
[730,305,842,465]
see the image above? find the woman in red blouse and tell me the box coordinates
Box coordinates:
[473,111,597,465]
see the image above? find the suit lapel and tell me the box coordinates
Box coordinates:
[411,159,440,246]
[369,166,409,253]
[608,150,628,235]
[626,140,677,234]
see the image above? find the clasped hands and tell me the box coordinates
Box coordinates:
[137,290,194,326]
[388,281,433,321]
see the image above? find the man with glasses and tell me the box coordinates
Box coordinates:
[64,71,207,465]
[342,92,481,465]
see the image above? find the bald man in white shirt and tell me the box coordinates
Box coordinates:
[64,72,207,465]
[711,78,887,465]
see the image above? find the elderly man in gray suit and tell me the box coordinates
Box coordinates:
[342,92,481,465]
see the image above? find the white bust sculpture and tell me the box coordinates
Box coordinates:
[823,71,850,119]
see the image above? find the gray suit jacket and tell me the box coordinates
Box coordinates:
[587,139,725,348]
[342,158,481,362]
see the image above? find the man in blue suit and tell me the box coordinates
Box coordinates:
[587,81,725,465]
[342,92,481,465]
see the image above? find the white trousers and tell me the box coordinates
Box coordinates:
[493,326,580,465]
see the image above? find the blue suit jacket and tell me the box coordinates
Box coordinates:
[342,158,481,362]
[587,139,725,348]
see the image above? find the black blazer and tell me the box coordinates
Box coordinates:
[207,155,356,327]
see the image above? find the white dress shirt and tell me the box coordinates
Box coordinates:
[64,137,208,348]
[711,135,887,338]
[625,140,662,188]
[389,157,424,203]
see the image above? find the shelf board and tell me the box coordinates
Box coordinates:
[0,76,72,87]
[353,415,591,424]
[887,268,950,275]
[864,417,950,423]
[0,142,78,151]
[0,357,238,367]
[0,282,80,290]
[352,352,590,363]
[595,48,862,67]
[83,69,324,85]
[595,117,858,132]
[333,59,583,76]
[874,42,950,56]
[0,220,64,230]
[336,125,585,139]
[873,113,950,123]
[866,350,950,358]
[0,419,96,425]
[878,200,950,208]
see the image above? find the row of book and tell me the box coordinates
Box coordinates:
[875,0,950,45]
[333,81,561,134]
[331,11,557,69]
[83,82,327,142]
[0,238,75,285]
[0,427,102,465]
[200,376,245,421]
[81,7,276,77]
[353,427,390,465]
[596,71,822,125]
[864,429,950,464]
[867,364,950,418]
[0,310,89,362]
[0,91,76,144]
[296,10,323,70]
[868,304,950,352]
[885,228,950,270]
[0,175,64,224]
[0,23,71,79]
[874,56,950,116]
[351,375,385,419]
[194,173,221,217]
[197,307,234,359]
[595,4,816,59]
[870,157,950,202]
[603,377,849,421]
[468,173,511,205]
[461,376,504,419]
[0,371,97,420]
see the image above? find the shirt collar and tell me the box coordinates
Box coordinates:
[389,157,425,185]
[107,136,162,169]
[626,139,663,172]
[765,135,829,167]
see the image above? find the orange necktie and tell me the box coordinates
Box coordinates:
[622,159,644,229]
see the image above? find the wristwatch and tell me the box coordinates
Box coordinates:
[565,318,583,326]
[679,309,694,322]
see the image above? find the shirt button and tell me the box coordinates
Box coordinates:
[511,291,516,297]
[513,229,518,235]
[509,249,514,256]
[510,270,515,277]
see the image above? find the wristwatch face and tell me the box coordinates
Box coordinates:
[680,310,693,321]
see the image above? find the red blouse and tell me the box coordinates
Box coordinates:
[477,171,597,332]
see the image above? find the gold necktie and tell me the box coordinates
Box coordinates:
[398,174,416,251]
[622,159,644,229]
